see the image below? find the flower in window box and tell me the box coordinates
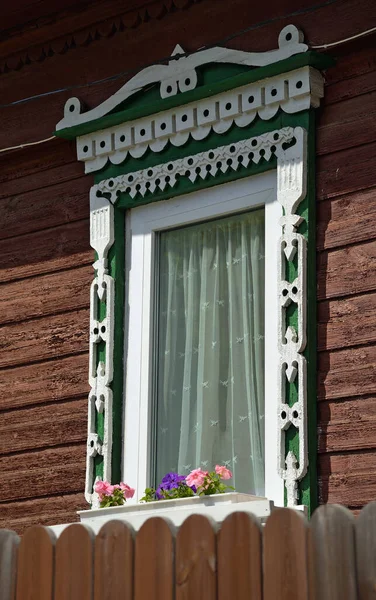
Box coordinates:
[94,480,135,508]
[141,465,233,502]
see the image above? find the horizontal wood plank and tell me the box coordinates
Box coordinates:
[317,240,376,300]
[0,444,86,502]
[324,59,376,106]
[317,187,376,251]
[318,450,376,507]
[0,353,88,411]
[317,141,376,201]
[317,107,376,156]
[0,398,87,455]
[318,345,376,401]
[0,146,82,200]
[0,219,91,283]
[0,176,89,241]
[0,308,89,368]
[0,265,92,325]
[0,493,87,534]
[324,36,376,89]
[317,89,376,155]
[318,293,376,351]
[318,396,376,453]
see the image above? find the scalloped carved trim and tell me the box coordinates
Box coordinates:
[76,66,323,174]
[96,126,296,201]
[0,0,203,75]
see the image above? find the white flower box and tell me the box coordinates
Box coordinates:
[74,492,273,534]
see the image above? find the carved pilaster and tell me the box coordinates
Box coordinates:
[276,127,308,506]
[86,189,115,504]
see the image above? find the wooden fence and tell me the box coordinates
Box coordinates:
[1,503,376,599]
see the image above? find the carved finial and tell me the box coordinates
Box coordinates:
[171,44,185,57]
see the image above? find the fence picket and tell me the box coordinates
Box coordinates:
[176,514,217,600]
[54,524,95,600]
[308,504,357,600]
[263,508,309,600]
[94,520,134,600]
[134,517,174,600]
[356,501,376,599]
[15,526,55,600]
[217,511,262,600]
[0,530,19,600]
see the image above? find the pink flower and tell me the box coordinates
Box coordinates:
[186,468,209,489]
[119,482,135,499]
[94,480,114,498]
[215,465,233,480]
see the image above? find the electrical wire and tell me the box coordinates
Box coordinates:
[0,9,375,156]
[0,0,347,111]
[0,136,55,154]
[311,25,376,48]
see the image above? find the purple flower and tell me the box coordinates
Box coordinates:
[156,472,196,499]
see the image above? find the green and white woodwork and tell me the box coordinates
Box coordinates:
[55,25,331,512]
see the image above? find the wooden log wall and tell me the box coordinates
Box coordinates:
[0,0,375,532]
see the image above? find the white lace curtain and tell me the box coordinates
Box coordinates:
[155,208,265,495]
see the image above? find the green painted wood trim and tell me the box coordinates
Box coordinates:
[54,52,334,140]
[110,207,125,485]
[302,110,318,515]
[99,110,317,512]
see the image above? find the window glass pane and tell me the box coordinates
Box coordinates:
[154,208,265,495]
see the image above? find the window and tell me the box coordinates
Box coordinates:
[124,171,284,506]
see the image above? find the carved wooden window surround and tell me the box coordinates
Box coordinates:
[55,25,332,513]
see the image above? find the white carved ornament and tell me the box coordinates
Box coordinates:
[96,127,296,201]
[75,66,323,173]
[56,25,308,132]
[276,127,308,506]
[86,191,115,506]
[89,125,308,507]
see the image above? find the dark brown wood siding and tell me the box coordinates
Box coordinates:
[316,33,376,509]
[0,0,375,532]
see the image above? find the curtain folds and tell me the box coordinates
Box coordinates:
[155,208,265,495]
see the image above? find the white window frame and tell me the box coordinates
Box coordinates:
[123,171,284,507]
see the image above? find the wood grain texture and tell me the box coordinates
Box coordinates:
[355,502,376,600]
[318,450,376,506]
[0,265,92,325]
[263,508,309,600]
[0,353,88,411]
[16,526,55,600]
[0,444,86,502]
[317,90,376,156]
[318,397,376,453]
[308,505,357,600]
[324,36,376,89]
[317,141,376,201]
[0,155,81,201]
[55,525,95,600]
[317,241,376,300]
[0,530,19,600]
[317,188,376,251]
[0,220,91,283]
[318,345,376,401]
[217,512,262,600]
[0,397,87,454]
[135,517,174,600]
[0,308,89,368]
[0,493,86,534]
[94,521,134,600]
[176,515,216,600]
[323,43,376,105]
[0,176,89,241]
[318,293,376,351]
